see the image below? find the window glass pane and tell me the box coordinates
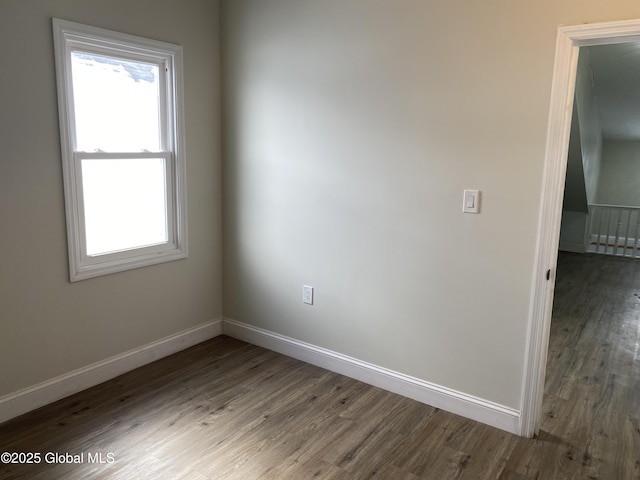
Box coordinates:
[71,52,161,152]
[81,158,168,256]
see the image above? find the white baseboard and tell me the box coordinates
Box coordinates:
[559,241,586,253]
[1,317,521,435]
[0,318,223,424]
[222,318,521,435]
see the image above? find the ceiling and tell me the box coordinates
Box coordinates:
[587,42,640,141]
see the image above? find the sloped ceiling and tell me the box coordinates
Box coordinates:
[588,42,640,140]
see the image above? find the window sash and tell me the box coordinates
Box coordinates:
[72,152,176,266]
[66,44,171,154]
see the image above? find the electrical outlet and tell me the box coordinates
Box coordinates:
[303,285,314,305]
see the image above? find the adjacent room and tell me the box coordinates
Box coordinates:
[2,0,640,478]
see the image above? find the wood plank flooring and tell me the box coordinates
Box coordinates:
[1,252,640,479]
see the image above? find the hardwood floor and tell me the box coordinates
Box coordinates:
[539,252,640,479]
[1,252,639,479]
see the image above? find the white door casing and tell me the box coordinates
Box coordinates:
[521,18,640,438]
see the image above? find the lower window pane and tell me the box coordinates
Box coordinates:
[81,158,168,256]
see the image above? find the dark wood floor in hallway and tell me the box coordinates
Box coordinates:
[1,252,639,479]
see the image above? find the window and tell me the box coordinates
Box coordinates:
[53,19,187,281]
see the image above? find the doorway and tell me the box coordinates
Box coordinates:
[522,18,640,437]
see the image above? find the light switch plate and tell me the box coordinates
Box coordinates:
[303,285,314,305]
[463,190,480,213]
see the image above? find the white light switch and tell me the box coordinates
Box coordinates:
[303,285,314,305]
[463,190,480,213]
[465,194,475,209]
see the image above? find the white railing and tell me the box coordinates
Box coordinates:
[587,204,640,257]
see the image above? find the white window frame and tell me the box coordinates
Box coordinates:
[53,19,188,281]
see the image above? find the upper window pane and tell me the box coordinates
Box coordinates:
[71,52,161,152]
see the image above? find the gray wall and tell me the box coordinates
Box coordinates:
[597,140,640,206]
[563,101,588,213]
[575,48,603,205]
[559,211,588,252]
[560,100,589,251]
[560,48,640,251]
[6,0,640,417]
[221,0,640,410]
[0,0,222,397]
[559,66,594,253]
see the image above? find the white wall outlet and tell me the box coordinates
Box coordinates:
[303,285,314,305]
[463,189,480,213]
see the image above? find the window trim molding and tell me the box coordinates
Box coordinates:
[53,18,188,282]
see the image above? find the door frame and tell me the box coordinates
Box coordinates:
[521,18,640,437]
